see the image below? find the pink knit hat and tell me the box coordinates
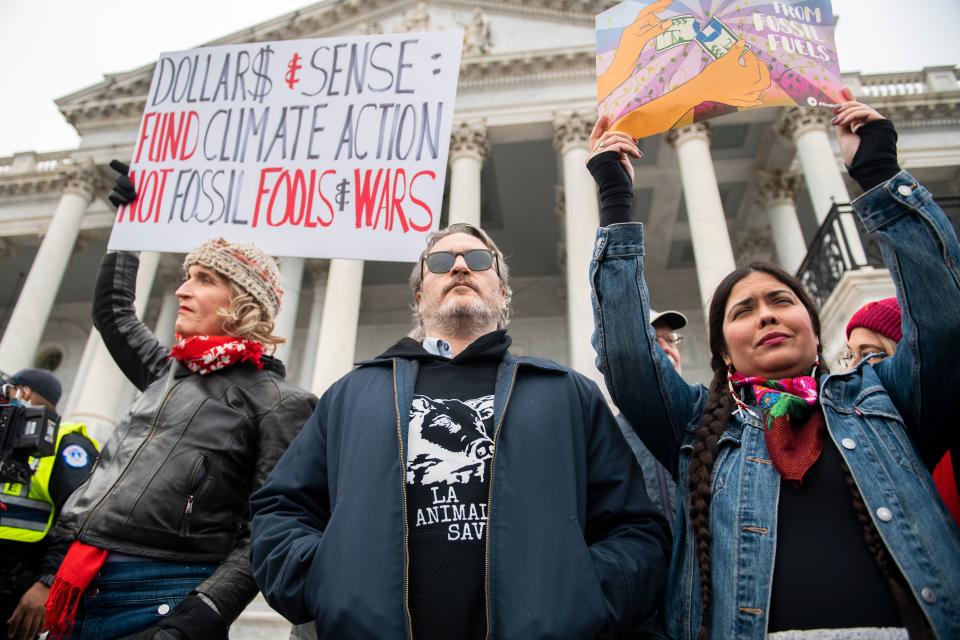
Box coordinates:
[845,297,902,342]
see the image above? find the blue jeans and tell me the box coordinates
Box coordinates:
[67,561,216,640]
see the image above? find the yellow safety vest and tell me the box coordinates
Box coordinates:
[0,423,98,543]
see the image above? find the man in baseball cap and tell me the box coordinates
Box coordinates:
[649,309,687,375]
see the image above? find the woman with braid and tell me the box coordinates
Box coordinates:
[586,89,960,639]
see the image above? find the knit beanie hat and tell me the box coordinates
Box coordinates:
[845,297,902,342]
[183,238,282,321]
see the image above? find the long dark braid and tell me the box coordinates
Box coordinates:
[689,261,823,640]
[687,370,733,640]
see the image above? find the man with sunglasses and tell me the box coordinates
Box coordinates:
[251,223,671,640]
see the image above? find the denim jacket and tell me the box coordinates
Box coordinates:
[590,171,960,639]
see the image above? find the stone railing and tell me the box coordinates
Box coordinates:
[844,66,959,99]
[798,195,960,309]
[0,150,75,176]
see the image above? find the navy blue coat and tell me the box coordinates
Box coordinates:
[250,350,670,639]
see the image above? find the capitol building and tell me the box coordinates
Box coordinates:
[1,0,958,461]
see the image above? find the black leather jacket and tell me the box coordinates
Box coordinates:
[58,251,317,622]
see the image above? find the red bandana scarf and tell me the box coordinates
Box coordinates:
[169,334,264,374]
[730,372,824,483]
[45,541,109,638]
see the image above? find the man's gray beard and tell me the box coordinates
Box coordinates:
[421,297,500,339]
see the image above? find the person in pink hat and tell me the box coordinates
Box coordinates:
[845,297,960,527]
[842,297,902,368]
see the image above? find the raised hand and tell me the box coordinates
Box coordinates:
[587,115,642,183]
[609,38,771,141]
[832,87,886,166]
[692,39,771,108]
[108,159,137,208]
[598,0,673,100]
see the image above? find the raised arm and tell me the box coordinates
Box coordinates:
[586,118,706,476]
[835,96,960,468]
[92,251,170,391]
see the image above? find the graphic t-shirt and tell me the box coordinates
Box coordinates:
[401,331,507,640]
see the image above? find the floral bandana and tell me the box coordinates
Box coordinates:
[169,334,264,375]
[730,371,824,483]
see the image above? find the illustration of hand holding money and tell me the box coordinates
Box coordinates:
[597,0,674,101]
[595,0,843,140]
[610,39,771,139]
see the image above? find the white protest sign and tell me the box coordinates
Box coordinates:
[108,31,464,262]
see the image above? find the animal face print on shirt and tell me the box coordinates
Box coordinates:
[407,395,495,486]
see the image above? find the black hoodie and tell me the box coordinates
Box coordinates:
[379,331,509,640]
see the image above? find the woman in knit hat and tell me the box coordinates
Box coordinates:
[844,296,960,528]
[47,171,317,640]
[842,297,902,368]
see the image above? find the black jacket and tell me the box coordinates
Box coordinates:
[57,251,317,622]
[251,338,671,639]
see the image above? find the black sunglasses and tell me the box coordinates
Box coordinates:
[424,249,496,274]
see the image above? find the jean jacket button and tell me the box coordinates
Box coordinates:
[897,184,913,197]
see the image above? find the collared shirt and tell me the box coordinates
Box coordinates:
[422,337,454,359]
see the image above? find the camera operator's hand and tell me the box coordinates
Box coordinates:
[108,160,137,208]
[118,595,228,640]
[6,581,49,640]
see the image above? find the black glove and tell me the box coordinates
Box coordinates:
[587,150,635,227]
[108,159,137,208]
[118,595,228,640]
[846,119,900,193]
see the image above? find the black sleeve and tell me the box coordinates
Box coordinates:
[46,433,98,514]
[586,151,635,227]
[93,251,172,390]
[196,391,318,623]
[846,119,900,193]
[35,530,71,579]
[38,433,98,578]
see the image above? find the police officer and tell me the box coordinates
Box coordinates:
[0,369,98,640]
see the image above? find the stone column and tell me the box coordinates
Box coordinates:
[755,171,806,273]
[310,259,364,396]
[779,107,866,265]
[778,108,850,223]
[298,261,328,390]
[447,121,488,226]
[666,123,736,308]
[272,257,305,365]
[553,112,604,384]
[0,161,99,372]
[66,252,161,441]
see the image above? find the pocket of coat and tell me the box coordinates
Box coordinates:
[178,454,209,537]
[566,517,609,627]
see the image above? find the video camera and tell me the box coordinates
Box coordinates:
[0,377,60,485]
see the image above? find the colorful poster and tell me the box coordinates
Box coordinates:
[108,31,463,262]
[597,0,843,139]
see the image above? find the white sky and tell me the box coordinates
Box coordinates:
[0,0,957,157]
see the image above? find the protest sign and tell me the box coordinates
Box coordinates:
[108,31,463,262]
[596,0,843,139]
